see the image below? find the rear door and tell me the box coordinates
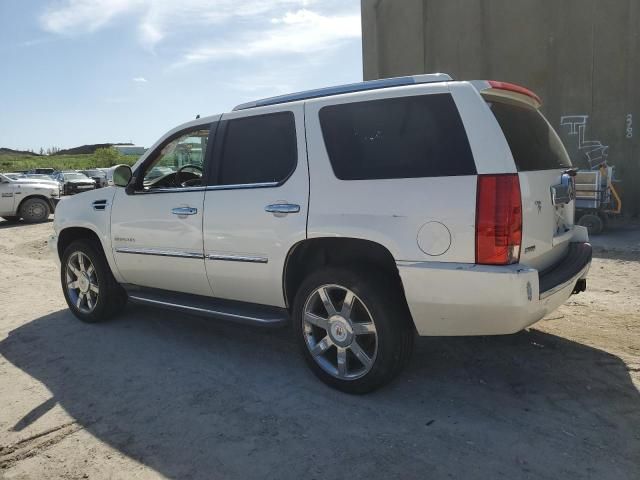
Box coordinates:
[202,104,308,307]
[487,99,575,270]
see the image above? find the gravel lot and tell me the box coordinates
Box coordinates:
[1,218,639,480]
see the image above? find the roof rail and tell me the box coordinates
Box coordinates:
[232,73,453,111]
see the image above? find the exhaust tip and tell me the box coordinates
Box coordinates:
[572,279,587,295]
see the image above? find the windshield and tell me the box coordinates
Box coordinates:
[64,173,89,180]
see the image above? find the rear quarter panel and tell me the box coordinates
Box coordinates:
[305,82,499,263]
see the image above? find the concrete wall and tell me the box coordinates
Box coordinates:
[362,0,640,215]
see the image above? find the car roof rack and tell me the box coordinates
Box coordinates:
[232,73,453,111]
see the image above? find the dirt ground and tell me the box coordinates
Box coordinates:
[0,217,639,480]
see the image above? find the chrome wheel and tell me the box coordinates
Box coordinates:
[66,252,99,314]
[303,284,378,380]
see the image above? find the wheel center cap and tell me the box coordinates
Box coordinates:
[78,273,90,293]
[328,316,353,347]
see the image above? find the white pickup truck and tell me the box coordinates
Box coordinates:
[0,173,60,222]
[50,74,591,393]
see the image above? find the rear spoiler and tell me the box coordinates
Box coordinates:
[471,80,542,109]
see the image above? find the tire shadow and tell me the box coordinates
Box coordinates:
[1,306,638,479]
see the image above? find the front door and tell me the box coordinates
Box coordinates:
[202,105,308,307]
[111,123,215,296]
[0,176,16,215]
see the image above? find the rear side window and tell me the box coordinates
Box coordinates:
[217,111,297,185]
[489,101,572,171]
[319,94,476,180]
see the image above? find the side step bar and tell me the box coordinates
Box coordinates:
[122,285,289,328]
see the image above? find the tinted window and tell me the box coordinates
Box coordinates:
[217,112,297,185]
[489,101,572,171]
[319,94,476,180]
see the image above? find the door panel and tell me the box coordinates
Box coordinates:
[203,104,308,307]
[111,187,211,296]
[0,181,16,215]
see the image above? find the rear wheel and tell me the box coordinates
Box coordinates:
[61,239,127,323]
[293,267,414,394]
[20,198,50,223]
[578,213,604,236]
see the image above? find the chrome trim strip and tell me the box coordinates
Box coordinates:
[127,296,279,324]
[134,186,208,195]
[132,182,279,195]
[207,253,268,264]
[205,182,278,191]
[115,247,204,259]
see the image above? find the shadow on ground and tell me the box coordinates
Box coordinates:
[1,307,639,479]
[0,218,53,230]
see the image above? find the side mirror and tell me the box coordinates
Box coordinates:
[112,164,132,188]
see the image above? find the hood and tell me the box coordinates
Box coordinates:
[13,178,59,186]
[14,181,60,191]
[66,178,96,184]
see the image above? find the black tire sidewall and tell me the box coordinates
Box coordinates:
[61,239,119,323]
[20,198,50,223]
[293,267,412,394]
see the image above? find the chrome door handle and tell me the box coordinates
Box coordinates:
[265,203,300,215]
[172,207,198,216]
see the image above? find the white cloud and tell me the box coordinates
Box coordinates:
[39,0,330,48]
[132,77,148,83]
[178,9,361,66]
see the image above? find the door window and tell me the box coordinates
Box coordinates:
[214,112,297,186]
[140,127,210,190]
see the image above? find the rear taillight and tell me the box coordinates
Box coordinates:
[476,174,522,265]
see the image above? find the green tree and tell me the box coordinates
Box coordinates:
[93,147,124,167]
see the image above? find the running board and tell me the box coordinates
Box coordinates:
[122,285,289,328]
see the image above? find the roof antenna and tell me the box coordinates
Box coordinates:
[195,114,200,119]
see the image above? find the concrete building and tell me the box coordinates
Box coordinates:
[114,145,147,156]
[362,0,640,215]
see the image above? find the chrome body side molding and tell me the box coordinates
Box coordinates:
[115,247,204,259]
[207,253,268,264]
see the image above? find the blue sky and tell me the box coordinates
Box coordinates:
[0,0,362,151]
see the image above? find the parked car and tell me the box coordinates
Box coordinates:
[28,168,56,175]
[53,171,96,195]
[49,74,591,393]
[80,169,108,188]
[0,173,60,222]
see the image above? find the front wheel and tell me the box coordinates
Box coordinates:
[61,239,127,323]
[20,198,50,223]
[293,267,414,394]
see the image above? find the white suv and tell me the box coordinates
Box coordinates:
[50,74,591,393]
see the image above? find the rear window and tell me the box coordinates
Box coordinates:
[319,94,476,180]
[489,101,572,171]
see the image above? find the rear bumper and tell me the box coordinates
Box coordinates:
[397,241,591,336]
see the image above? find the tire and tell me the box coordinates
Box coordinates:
[578,213,604,236]
[293,267,414,394]
[19,197,50,223]
[61,239,127,323]
[2,216,20,222]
